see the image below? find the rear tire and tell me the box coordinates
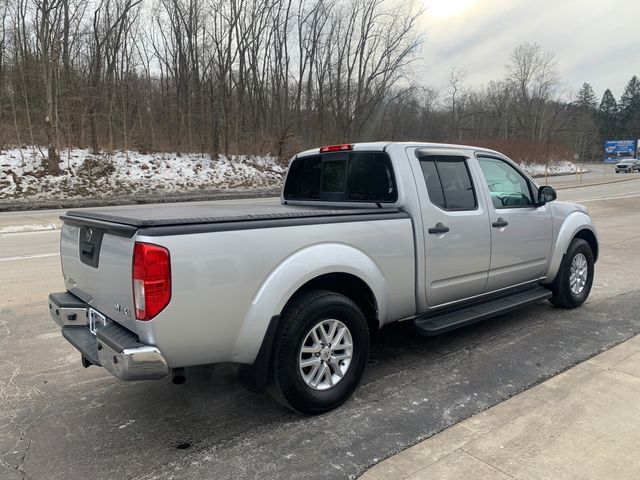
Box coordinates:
[268,289,369,414]
[548,238,594,308]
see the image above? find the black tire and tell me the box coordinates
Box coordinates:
[548,238,594,308]
[268,289,370,414]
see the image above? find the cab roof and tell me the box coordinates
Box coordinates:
[294,141,506,159]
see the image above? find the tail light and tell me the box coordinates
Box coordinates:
[132,242,171,320]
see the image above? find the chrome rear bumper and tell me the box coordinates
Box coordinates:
[98,343,169,381]
[49,292,169,381]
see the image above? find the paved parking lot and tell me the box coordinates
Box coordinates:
[1,177,640,479]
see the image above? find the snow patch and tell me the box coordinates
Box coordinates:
[0,223,56,234]
[0,147,284,202]
[522,160,585,178]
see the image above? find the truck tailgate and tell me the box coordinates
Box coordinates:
[60,219,139,334]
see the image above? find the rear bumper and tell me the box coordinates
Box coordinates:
[49,292,169,381]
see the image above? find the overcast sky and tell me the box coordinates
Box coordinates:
[416,0,640,101]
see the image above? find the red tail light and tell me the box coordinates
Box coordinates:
[132,242,171,321]
[319,144,353,153]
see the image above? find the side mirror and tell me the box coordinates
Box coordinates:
[537,185,557,206]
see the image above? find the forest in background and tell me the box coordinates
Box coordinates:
[1,0,639,175]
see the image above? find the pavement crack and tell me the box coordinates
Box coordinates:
[0,319,52,480]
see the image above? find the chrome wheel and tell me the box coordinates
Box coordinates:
[298,319,353,391]
[569,253,588,295]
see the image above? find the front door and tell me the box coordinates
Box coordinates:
[413,151,492,307]
[476,155,553,292]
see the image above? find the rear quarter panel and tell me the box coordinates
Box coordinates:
[136,217,415,367]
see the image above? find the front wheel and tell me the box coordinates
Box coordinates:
[268,289,370,414]
[548,238,594,308]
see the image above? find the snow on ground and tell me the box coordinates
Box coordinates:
[0,146,581,202]
[0,223,56,234]
[0,147,284,201]
[523,160,585,178]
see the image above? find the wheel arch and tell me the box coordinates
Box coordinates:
[574,228,598,262]
[285,272,379,340]
[545,211,598,284]
[234,243,386,363]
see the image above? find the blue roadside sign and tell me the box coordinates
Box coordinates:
[604,139,637,163]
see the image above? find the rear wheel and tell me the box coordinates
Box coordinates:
[268,289,369,414]
[548,238,594,308]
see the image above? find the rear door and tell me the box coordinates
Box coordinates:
[411,150,491,307]
[475,154,553,292]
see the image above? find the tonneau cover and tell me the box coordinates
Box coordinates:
[63,199,401,228]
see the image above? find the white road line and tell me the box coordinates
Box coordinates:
[0,253,59,262]
[576,193,640,203]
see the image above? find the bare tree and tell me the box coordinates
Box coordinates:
[506,42,559,142]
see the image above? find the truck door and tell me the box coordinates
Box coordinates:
[475,154,553,291]
[411,150,491,307]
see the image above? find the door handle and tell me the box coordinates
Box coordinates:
[428,222,450,234]
[492,217,509,228]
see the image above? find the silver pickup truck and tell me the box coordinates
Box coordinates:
[49,142,598,414]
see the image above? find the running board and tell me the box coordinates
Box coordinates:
[412,286,552,336]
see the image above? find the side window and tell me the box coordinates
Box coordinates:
[419,156,476,211]
[477,157,533,208]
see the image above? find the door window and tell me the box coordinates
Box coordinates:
[419,156,476,211]
[477,156,533,208]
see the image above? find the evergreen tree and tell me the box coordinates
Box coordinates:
[572,83,599,160]
[598,89,618,140]
[619,76,640,136]
[576,83,597,110]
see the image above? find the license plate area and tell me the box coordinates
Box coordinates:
[88,308,107,335]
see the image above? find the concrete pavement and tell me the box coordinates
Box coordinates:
[361,334,640,480]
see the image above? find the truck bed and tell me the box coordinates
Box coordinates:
[62,199,406,236]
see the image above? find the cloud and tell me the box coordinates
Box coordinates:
[416,0,640,99]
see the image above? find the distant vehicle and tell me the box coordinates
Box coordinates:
[615,159,640,173]
[49,142,598,414]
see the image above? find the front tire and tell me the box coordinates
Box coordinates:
[548,238,594,308]
[268,289,370,414]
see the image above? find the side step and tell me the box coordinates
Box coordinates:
[412,286,552,336]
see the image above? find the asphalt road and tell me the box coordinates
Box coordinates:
[1,177,640,480]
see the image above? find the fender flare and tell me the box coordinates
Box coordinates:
[545,211,598,283]
[232,243,386,366]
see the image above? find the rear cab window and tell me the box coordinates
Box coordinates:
[283,152,397,203]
